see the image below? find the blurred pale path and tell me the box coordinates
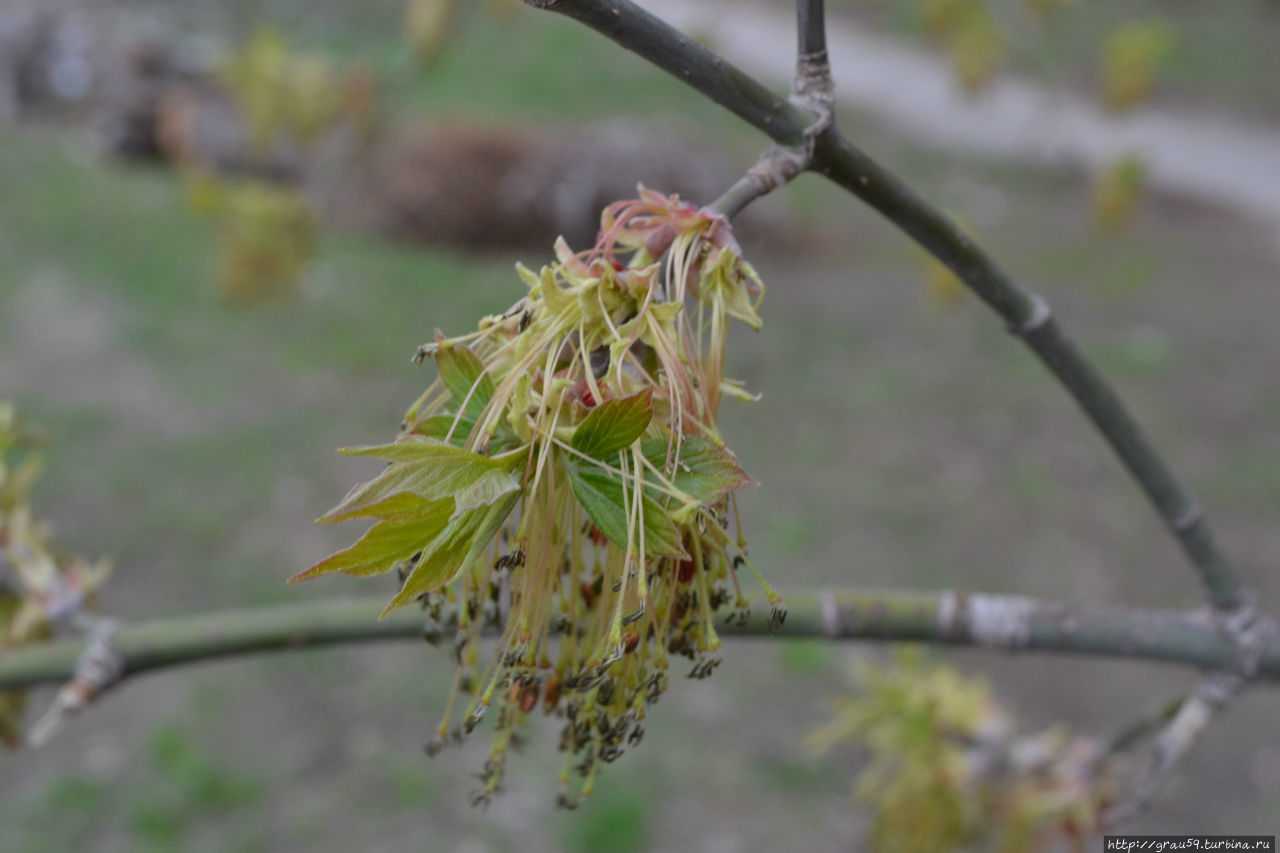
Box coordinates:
[642,0,1280,239]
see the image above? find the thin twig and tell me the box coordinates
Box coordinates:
[795,0,827,60]
[3,590,1280,694]
[1103,692,1184,758]
[707,173,772,219]
[791,0,834,142]
[707,0,834,219]
[26,617,123,747]
[1105,671,1243,825]
[706,149,807,219]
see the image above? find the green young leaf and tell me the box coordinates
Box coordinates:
[339,435,495,463]
[570,388,653,461]
[642,436,756,505]
[328,491,442,524]
[381,491,519,617]
[567,463,685,558]
[408,413,476,446]
[436,344,494,423]
[322,439,520,523]
[290,498,454,581]
[451,468,521,517]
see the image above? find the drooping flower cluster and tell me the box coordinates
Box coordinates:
[296,188,779,805]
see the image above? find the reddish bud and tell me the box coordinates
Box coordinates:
[518,684,539,714]
[543,677,562,712]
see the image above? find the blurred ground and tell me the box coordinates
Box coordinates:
[1,2,1279,851]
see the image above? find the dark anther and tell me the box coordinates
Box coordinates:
[589,346,610,379]
[422,621,444,646]
[768,604,788,634]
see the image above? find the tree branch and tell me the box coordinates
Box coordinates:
[1106,671,1243,825]
[0,598,424,691]
[708,173,772,219]
[795,0,827,60]
[705,0,832,219]
[707,150,807,218]
[524,0,1252,620]
[791,0,833,132]
[3,590,1279,693]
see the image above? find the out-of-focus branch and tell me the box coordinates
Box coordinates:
[0,598,424,692]
[1105,671,1244,825]
[4,590,1280,695]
